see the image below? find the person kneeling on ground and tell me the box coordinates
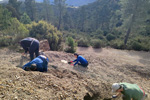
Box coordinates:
[22,55,49,72]
[68,53,88,67]
[112,82,148,100]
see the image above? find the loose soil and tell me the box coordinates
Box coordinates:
[0,47,150,100]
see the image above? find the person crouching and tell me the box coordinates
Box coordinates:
[69,53,88,67]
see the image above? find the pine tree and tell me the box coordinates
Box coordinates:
[20,13,31,24]
[54,0,66,30]
[120,0,150,45]
[25,0,37,21]
[7,0,22,19]
[43,0,53,22]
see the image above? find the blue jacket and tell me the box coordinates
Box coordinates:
[23,55,49,72]
[73,55,88,66]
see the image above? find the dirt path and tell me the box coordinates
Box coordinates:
[0,47,150,100]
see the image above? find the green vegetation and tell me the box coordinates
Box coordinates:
[65,37,77,53]
[91,39,103,48]
[20,13,31,24]
[27,20,63,51]
[0,0,150,52]
[77,38,89,47]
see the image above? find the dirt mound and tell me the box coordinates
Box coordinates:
[0,47,150,100]
[39,39,50,52]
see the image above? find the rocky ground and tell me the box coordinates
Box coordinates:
[0,47,150,100]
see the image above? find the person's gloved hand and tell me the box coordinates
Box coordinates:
[22,53,27,57]
[112,95,117,98]
[68,61,73,64]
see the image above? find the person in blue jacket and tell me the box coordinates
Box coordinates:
[22,55,49,72]
[69,53,88,67]
[19,37,39,61]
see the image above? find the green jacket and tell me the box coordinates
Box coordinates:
[120,83,144,100]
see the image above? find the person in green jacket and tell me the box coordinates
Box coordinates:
[111,82,148,100]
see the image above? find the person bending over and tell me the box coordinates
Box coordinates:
[23,55,49,72]
[112,82,148,100]
[19,37,39,61]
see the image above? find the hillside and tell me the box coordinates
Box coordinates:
[0,47,150,99]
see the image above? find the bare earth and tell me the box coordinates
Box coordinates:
[0,47,150,100]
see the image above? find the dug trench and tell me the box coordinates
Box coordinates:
[0,47,150,100]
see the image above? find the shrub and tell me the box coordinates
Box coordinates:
[91,39,103,48]
[0,36,13,47]
[0,18,29,47]
[109,40,124,49]
[0,6,12,30]
[6,18,29,43]
[46,32,63,51]
[20,13,31,24]
[78,38,89,47]
[106,34,116,41]
[65,37,77,53]
[131,41,142,51]
[27,20,63,51]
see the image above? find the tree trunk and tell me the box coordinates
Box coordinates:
[124,0,138,45]
[58,0,62,30]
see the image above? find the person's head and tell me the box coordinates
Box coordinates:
[74,53,79,58]
[30,64,37,71]
[112,83,123,93]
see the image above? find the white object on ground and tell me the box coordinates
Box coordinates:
[61,60,68,64]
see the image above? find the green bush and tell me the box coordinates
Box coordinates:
[78,38,89,47]
[91,39,103,48]
[127,37,150,51]
[0,6,12,30]
[65,37,77,53]
[131,41,142,51]
[0,36,12,47]
[106,34,116,41]
[27,20,63,51]
[0,18,29,47]
[6,18,29,44]
[20,13,31,24]
[109,40,125,49]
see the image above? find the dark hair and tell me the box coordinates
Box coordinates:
[24,66,30,71]
[74,53,79,57]
[30,64,37,71]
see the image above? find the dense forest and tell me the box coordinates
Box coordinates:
[0,0,150,52]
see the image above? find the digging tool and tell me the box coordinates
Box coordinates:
[20,56,24,67]
[16,54,28,67]
[16,56,24,68]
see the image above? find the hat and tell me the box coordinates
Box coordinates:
[112,83,120,92]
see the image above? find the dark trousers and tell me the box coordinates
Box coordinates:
[78,62,88,67]
[29,41,39,61]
